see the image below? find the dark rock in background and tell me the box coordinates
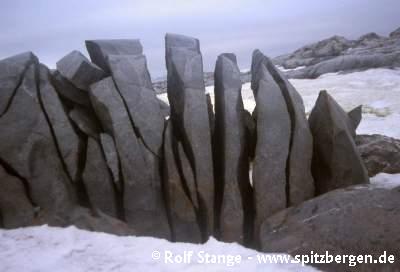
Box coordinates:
[85,39,143,73]
[0,165,35,229]
[356,134,400,177]
[57,50,106,90]
[309,91,369,194]
[82,137,118,218]
[260,185,400,272]
[165,33,214,238]
[274,27,400,79]
[163,120,202,243]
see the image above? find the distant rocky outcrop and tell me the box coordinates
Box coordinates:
[2,34,399,268]
[273,27,400,79]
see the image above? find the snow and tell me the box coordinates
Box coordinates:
[0,225,318,272]
[370,173,400,189]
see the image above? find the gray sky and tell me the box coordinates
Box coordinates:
[1,0,400,78]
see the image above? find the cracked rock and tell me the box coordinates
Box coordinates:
[85,39,143,73]
[89,77,170,239]
[57,50,106,90]
[309,90,369,194]
[82,138,118,218]
[165,33,214,237]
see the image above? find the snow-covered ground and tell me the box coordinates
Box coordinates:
[0,225,318,272]
[159,68,400,138]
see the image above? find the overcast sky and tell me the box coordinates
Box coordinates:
[1,0,399,78]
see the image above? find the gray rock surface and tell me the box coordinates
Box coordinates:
[0,165,35,229]
[214,53,252,244]
[309,90,369,194]
[69,106,101,139]
[256,51,315,206]
[165,33,214,237]
[177,142,199,210]
[38,64,82,182]
[107,53,165,155]
[57,50,106,90]
[356,134,400,177]
[0,52,37,116]
[260,184,400,272]
[51,70,91,107]
[89,77,170,239]
[163,120,202,243]
[0,61,75,220]
[82,138,118,218]
[274,27,400,79]
[348,105,362,132]
[85,39,143,73]
[99,133,121,190]
[251,56,291,241]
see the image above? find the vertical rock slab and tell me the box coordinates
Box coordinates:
[0,52,37,116]
[252,50,315,206]
[163,120,202,243]
[107,53,165,155]
[100,133,121,189]
[0,165,35,229]
[251,63,291,242]
[82,137,118,218]
[89,77,170,239]
[0,62,75,219]
[214,53,253,244]
[85,39,143,73]
[51,70,91,107]
[165,33,214,237]
[309,91,369,194]
[38,64,82,182]
[57,50,106,90]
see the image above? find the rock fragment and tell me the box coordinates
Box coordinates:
[57,50,106,90]
[85,39,143,72]
[309,90,369,194]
